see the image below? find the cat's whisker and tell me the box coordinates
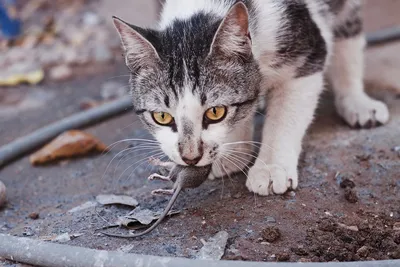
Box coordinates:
[126,152,167,183]
[116,151,165,186]
[224,149,271,169]
[104,138,159,153]
[113,147,162,179]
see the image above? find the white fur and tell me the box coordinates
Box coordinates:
[327,34,390,127]
[247,72,324,195]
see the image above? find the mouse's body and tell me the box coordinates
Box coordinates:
[102,161,211,238]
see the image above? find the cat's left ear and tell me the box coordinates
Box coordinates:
[209,2,252,59]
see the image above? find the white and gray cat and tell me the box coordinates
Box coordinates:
[113,0,389,196]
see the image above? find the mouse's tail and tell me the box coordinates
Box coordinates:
[114,184,182,238]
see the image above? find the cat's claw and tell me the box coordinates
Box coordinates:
[335,93,389,128]
[246,162,298,196]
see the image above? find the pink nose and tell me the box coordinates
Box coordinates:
[182,155,202,165]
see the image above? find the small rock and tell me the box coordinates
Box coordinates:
[0,181,6,208]
[197,231,229,260]
[318,218,337,232]
[28,212,39,220]
[340,177,355,189]
[344,188,358,203]
[298,258,312,262]
[100,81,126,100]
[388,248,400,259]
[291,246,308,256]
[49,65,72,81]
[261,226,281,242]
[288,191,296,197]
[276,253,290,262]
[53,233,71,243]
[357,246,370,258]
[265,216,276,223]
[233,192,242,199]
[338,223,359,232]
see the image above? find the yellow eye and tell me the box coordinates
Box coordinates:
[205,106,226,122]
[152,112,174,125]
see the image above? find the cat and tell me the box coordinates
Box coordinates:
[112,0,389,196]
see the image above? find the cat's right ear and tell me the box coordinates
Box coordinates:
[112,16,160,72]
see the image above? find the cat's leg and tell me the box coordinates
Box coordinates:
[328,11,389,127]
[246,73,324,195]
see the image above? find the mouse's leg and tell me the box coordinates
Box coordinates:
[148,173,171,181]
[151,188,175,195]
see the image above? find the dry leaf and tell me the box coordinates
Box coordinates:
[119,208,180,227]
[0,69,44,86]
[96,194,138,207]
[30,130,108,165]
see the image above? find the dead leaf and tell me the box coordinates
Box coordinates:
[0,69,44,86]
[96,194,138,207]
[117,208,180,227]
[30,130,108,165]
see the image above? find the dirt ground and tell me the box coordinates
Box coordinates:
[1,0,400,265]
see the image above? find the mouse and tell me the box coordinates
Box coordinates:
[101,158,212,238]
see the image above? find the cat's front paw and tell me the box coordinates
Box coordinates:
[335,93,389,128]
[246,162,298,196]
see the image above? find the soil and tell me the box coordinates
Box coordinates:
[0,0,400,266]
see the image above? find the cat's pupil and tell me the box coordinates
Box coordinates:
[213,108,217,115]
[161,113,165,119]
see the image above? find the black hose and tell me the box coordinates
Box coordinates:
[366,26,400,46]
[0,27,400,169]
[0,97,132,168]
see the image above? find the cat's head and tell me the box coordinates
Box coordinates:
[113,2,261,167]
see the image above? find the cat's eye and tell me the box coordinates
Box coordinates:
[204,106,226,122]
[152,112,174,126]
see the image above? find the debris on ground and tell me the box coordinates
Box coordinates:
[67,201,97,213]
[51,232,84,243]
[338,174,359,203]
[305,213,399,261]
[261,226,281,243]
[339,177,356,189]
[344,188,359,203]
[197,231,229,260]
[119,208,180,227]
[96,194,138,207]
[0,180,6,208]
[53,233,71,243]
[29,130,108,165]
[276,252,290,262]
[28,212,39,220]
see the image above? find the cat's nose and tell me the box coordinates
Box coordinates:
[182,155,202,166]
